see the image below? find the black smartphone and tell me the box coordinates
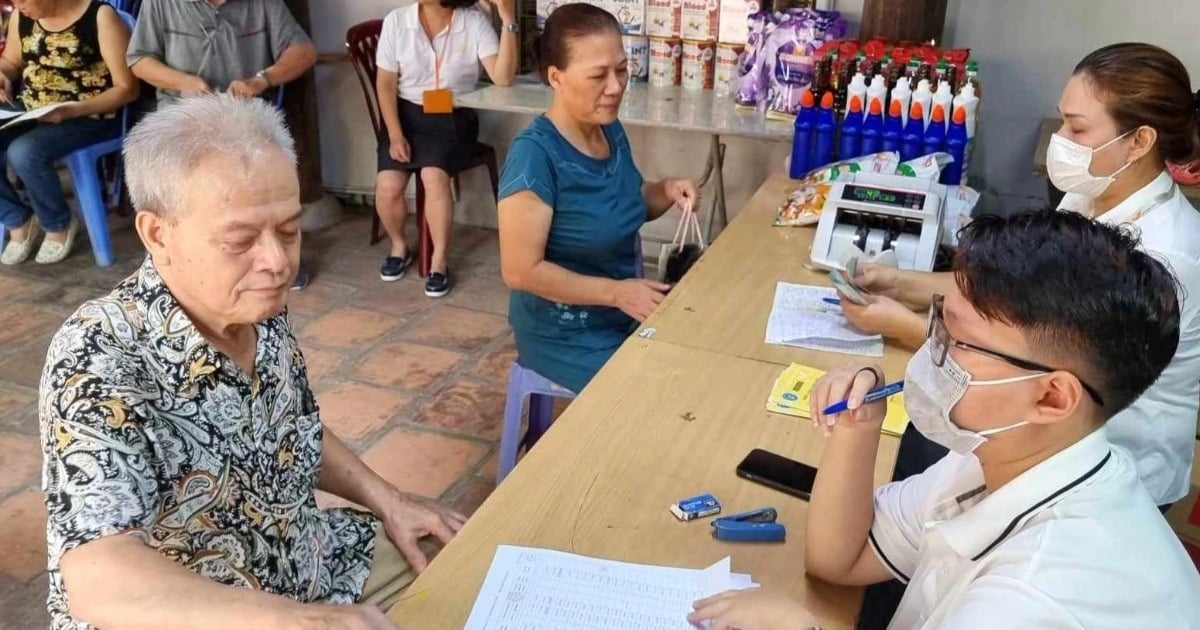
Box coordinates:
[736,448,818,501]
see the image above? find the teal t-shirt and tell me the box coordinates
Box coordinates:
[498,116,647,393]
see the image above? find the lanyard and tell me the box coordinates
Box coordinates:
[426,9,455,90]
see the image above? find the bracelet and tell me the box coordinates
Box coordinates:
[853,366,882,388]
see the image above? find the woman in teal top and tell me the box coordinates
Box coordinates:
[497,4,698,393]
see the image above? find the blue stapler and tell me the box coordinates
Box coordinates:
[711,507,786,542]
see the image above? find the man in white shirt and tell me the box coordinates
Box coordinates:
[690,210,1200,630]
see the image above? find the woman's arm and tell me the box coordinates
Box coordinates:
[376,69,403,141]
[479,0,518,86]
[499,191,669,321]
[0,12,24,101]
[62,5,138,119]
[642,178,700,220]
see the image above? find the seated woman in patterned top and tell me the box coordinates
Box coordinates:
[40,95,460,629]
[0,0,137,265]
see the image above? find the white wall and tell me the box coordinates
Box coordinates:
[308,0,1200,230]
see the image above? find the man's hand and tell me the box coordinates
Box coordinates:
[613,278,670,321]
[378,490,466,573]
[809,363,888,434]
[229,76,270,99]
[851,262,902,298]
[388,134,411,163]
[298,603,397,630]
[839,293,926,348]
[664,178,700,211]
[39,102,81,124]
[180,74,212,97]
[688,588,819,630]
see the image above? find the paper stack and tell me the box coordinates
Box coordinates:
[765,282,884,356]
[466,546,756,629]
[767,362,910,437]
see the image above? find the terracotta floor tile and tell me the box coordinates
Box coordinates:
[443,274,510,316]
[469,339,517,384]
[299,307,404,349]
[0,336,53,389]
[315,381,412,442]
[0,573,49,630]
[0,274,54,302]
[299,346,346,384]
[415,380,506,440]
[0,432,41,497]
[478,451,499,481]
[402,307,509,352]
[349,275,435,319]
[446,478,495,517]
[285,280,359,318]
[361,428,487,498]
[0,306,60,347]
[0,386,34,418]
[353,341,464,391]
[0,491,47,581]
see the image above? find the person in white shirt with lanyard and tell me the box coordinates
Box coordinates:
[689,210,1200,630]
[374,0,518,297]
[837,43,1200,512]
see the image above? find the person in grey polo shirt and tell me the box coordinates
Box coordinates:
[127,0,316,105]
[127,0,318,289]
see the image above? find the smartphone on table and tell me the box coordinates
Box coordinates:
[736,448,818,501]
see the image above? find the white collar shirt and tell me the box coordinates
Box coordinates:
[1057,171,1200,504]
[375,4,500,105]
[869,428,1200,629]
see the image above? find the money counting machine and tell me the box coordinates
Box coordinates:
[809,173,944,272]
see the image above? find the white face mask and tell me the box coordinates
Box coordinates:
[1046,129,1135,198]
[904,341,1042,454]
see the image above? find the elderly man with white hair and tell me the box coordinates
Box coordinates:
[38,94,458,630]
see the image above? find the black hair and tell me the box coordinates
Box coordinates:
[440,0,479,9]
[536,3,621,84]
[953,210,1180,418]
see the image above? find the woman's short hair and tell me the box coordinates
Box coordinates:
[537,3,621,83]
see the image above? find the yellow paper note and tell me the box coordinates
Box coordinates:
[766,363,909,436]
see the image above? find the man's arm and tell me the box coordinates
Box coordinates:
[61,535,359,630]
[804,366,899,586]
[317,426,399,515]
[259,41,317,87]
[125,0,209,94]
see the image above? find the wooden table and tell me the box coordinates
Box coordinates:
[641,173,915,379]
[388,172,911,629]
[388,341,899,629]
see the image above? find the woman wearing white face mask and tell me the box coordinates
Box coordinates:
[835,43,1200,517]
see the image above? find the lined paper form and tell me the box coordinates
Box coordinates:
[465,546,753,630]
[765,282,884,357]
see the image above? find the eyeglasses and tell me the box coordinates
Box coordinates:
[926,295,1105,407]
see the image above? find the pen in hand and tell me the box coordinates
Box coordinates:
[822,380,904,415]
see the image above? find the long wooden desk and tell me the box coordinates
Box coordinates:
[387,172,911,628]
[642,173,914,378]
[387,340,899,628]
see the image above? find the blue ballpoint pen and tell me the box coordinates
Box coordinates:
[822,380,905,415]
[822,297,841,306]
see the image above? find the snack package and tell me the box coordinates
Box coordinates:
[775,182,831,226]
[896,152,954,180]
[942,185,980,247]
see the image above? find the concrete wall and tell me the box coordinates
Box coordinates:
[309,0,1200,234]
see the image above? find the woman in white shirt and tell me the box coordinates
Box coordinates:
[840,42,1200,509]
[374,0,518,297]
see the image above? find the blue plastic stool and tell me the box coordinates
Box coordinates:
[496,361,576,483]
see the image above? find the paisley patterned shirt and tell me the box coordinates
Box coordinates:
[39,258,378,629]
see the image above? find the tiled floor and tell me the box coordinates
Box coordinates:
[0,208,525,628]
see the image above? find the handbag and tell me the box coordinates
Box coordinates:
[658,201,706,285]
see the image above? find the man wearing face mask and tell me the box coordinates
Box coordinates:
[836,43,1200,512]
[689,210,1200,630]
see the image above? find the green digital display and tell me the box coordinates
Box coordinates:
[843,184,926,209]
